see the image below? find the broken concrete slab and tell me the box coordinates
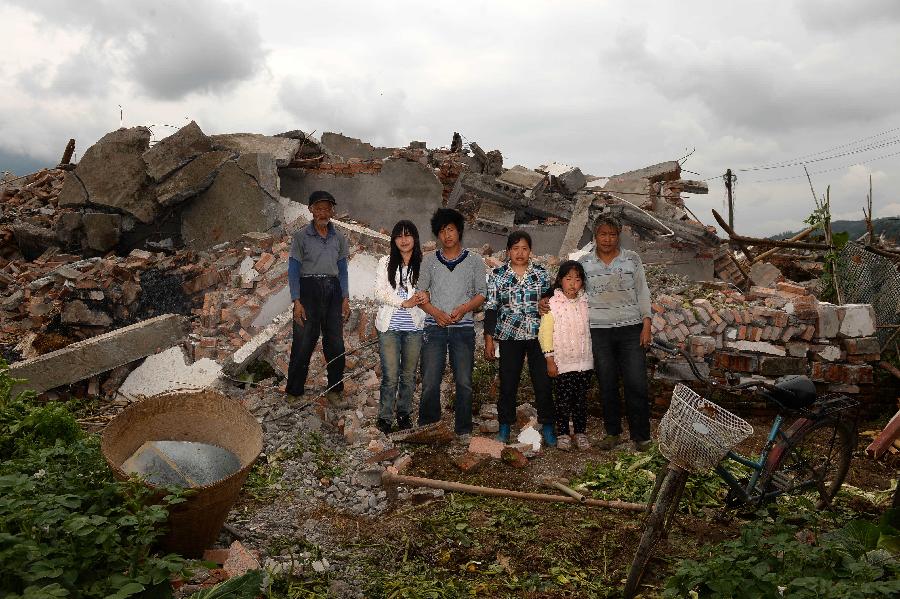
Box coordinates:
[223,310,291,376]
[816,302,841,338]
[538,162,586,194]
[61,300,113,327]
[56,172,88,207]
[749,262,783,287]
[725,340,787,356]
[155,150,233,207]
[55,212,83,246]
[59,127,159,223]
[559,192,593,257]
[236,152,279,198]
[473,199,515,235]
[210,133,301,167]
[497,165,547,192]
[320,132,393,160]
[610,160,681,183]
[181,161,281,250]
[142,121,213,182]
[82,212,122,252]
[118,345,222,398]
[11,222,57,261]
[9,314,189,396]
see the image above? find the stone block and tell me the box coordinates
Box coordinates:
[776,281,808,295]
[688,335,716,357]
[223,540,260,578]
[814,301,840,337]
[61,300,112,327]
[759,356,807,377]
[142,120,212,182]
[838,304,876,338]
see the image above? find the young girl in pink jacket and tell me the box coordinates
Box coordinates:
[538,260,593,450]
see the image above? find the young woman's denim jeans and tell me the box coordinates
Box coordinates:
[377,329,423,423]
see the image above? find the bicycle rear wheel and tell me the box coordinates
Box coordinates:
[623,464,689,599]
[762,418,854,509]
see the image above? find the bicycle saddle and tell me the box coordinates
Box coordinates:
[761,375,817,410]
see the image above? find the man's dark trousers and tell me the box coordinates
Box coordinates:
[286,276,345,396]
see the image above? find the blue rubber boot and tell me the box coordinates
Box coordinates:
[496,423,511,444]
[542,423,557,447]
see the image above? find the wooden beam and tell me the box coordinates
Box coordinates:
[727,235,830,251]
[750,226,817,264]
[712,208,756,260]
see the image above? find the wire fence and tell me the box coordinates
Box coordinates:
[835,242,900,350]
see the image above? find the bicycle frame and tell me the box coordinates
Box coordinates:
[714,413,786,505]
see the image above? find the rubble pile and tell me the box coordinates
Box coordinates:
[649,282,879,398]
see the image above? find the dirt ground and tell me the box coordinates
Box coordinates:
[235,400,898,598]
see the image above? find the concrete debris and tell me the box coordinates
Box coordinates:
[8,314,189,396]
[118,345,222,398]
[209,133,302,167]
[142,120,213,182]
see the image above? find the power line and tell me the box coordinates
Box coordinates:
[741,124,900,170]
[736,136,900,172]
[745,147,900,184]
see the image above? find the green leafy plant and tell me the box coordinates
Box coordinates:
[0,358,188,598]
[188,570,262,599]
[664,509,900,598]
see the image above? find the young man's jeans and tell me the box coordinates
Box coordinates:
[497,338,554,427]
[590,324,651,442]
[378,329,423,423]
[286,276,345,396]
[418,325,475,434]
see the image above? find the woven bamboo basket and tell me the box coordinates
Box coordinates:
[101,389,263,557]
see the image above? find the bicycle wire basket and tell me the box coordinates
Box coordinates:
[657,384,754,473]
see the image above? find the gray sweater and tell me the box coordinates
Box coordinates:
[579,248,652,328]
[418,250,487,326]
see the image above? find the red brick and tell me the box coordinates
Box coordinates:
[776,281,808,295]
[253,252,276,274]
[738,325,748,340]
[455,451,491,474]
[800,325,816,341]
[468,436,505,458]
[223,540,260,578]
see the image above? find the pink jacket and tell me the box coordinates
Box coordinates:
[540,289,593,374]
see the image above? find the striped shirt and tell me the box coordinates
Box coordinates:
[388,265,419,331]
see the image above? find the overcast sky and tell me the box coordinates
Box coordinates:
[3,0,900,236]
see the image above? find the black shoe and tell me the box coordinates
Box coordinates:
[396,414,412,430]
[376,418,393,435]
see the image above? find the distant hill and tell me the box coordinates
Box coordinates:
[770,216,900,242]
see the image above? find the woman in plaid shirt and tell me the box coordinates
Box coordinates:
[484,231,556,446]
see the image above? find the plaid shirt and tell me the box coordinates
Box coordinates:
[485,262,551,340]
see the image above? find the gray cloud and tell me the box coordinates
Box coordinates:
[9,0,266,100]
[278,77,409,145]
[0,148,48,176]
[794,0,900,32]
[606,22,900,134]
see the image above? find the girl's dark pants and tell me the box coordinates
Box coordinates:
[590,324,650,442]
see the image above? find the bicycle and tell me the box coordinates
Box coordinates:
[623,338,858,598]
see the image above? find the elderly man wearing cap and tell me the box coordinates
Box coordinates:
[286,190,351,406]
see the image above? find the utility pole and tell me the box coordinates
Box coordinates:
[724,169,735,231]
